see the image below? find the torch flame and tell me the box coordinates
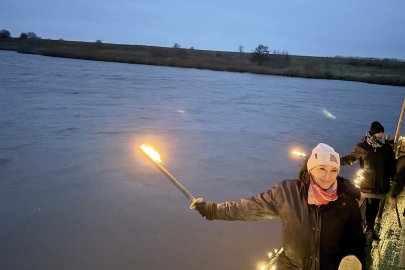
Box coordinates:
[291,151,306,157]
[140,144,162,163]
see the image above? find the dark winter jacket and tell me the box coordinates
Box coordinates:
[341,137,396,194]
[208,174,365,270]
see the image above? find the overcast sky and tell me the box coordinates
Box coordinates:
[1,0,405,59]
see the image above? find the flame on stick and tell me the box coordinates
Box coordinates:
[291,151,306,158]
[290,147,307,159]
[140,144,162,163]
[140,144,203,209]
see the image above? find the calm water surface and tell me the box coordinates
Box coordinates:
[0,50,404,270]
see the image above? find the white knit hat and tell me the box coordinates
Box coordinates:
[307,143,340,172]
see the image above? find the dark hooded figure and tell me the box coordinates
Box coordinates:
[388,148,405,212]
[340,121,396,244]
[195,143,365,270]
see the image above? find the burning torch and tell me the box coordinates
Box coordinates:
[140,144,203,209]
[290,148,307,159]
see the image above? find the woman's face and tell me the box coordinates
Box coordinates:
[309,165,338,190]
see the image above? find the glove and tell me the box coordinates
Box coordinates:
[194,201,216,220]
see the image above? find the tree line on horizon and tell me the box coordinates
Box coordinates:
[0,29,41,40]
[171,41,289,66]
[2,28,401,65]
[1,28,288,65]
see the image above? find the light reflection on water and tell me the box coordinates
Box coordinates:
[0,50,404,270]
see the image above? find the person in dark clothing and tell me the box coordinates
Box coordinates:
[388,154,405,210]
[340,121,397,244]
[195,143,365,270]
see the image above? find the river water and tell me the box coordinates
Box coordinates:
[0,50,404,270]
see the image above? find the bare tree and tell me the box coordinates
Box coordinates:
[28,32,37,39]
[0,29,11,39]
[19,32,40,39]
[238,45,244,53]
[173,43,181,49]
[251,44,270,65]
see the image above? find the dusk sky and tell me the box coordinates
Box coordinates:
[2,0,405,59]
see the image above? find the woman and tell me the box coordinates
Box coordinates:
[195,143,365,270]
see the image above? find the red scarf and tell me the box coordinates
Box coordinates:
[308,178,338,206]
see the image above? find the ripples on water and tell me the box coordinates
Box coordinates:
[0,51,404,270]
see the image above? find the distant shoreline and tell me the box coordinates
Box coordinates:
[1,38,405,86]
